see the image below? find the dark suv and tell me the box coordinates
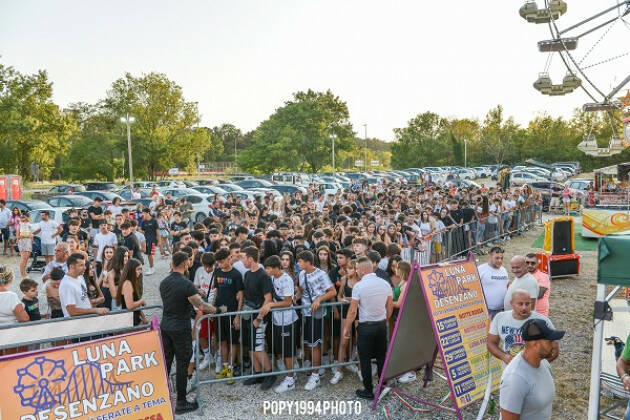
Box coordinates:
[83,182,118,191]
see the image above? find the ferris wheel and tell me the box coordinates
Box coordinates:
[520,0,630,156]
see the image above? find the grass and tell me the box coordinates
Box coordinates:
[531,222,598,251]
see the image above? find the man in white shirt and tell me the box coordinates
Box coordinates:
[488,289,557,366]
[478,246,509,319]
[42,242,69,282]
[32,210,60,264]
[59,252,108,317]
[342,257,393,400]
[504,255,539,310]
[0,200,11,255]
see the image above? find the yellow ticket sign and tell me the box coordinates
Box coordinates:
[0,329,173,420]
[419,260,502,409]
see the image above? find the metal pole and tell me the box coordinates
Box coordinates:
[363,124,367,171]
[464,139,467,168]
[587,283,606,420]
[331,134,336,176]
[126,112,134,189]
[234,137,237,171]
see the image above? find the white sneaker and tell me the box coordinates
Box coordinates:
[304,374,320,391]
[274,376,295,393]
[215,352,222,374]
[398,372,417,384]
[329,370,343,385]
[357,370,363,382]
[345,364,358,374]
[372,363,378,377]
[198,353,210,370]
[186,371,197,394]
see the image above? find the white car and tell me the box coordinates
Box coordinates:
[315,182,343,196]
[192,185,228,195]
[511,171,546,186]
[182,194,216,223]
[30,207,71,226]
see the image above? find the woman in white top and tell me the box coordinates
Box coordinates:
[109,197,124,217]
[16,213,35,278]
[0,265,28,325]
[417,211,434,265]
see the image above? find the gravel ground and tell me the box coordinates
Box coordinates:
[3,215,596,419]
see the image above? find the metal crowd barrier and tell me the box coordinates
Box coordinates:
[192,301,356,404]
[407,205,540,265]
[0,305,162,353]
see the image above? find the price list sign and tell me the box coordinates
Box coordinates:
[419,260,502,409]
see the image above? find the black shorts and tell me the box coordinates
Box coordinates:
[303,316,324,348]
[329,316,342,338]
[1,228,9,242]
[242,318,267,352]
[145,238,157,255]
[217,314,240,344]
[272,321,297,357]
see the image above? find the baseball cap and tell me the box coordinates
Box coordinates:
[520,318,565,341]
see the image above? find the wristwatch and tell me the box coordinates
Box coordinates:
[621,373,630,382]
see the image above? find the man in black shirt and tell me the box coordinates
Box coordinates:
[212,248,244,383]
[170,211,189,244]
[160,251,226,414]
[87,197,104,238]
[121,221,143,264]
[460,199,476,251]
[141,208,158,275]
[241,246,275,390]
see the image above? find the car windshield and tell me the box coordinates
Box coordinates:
[27,201,53,209]
[68,196,93,206]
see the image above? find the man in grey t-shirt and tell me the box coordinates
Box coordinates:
[500,318,565,420]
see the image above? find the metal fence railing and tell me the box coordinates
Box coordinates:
[193,301,356,407]
[401,205,540,264]
[0,305,162,354]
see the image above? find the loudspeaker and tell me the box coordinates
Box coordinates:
[537,252,580,277]
[552,220,573,255]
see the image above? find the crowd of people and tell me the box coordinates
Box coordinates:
[0,178,564,417]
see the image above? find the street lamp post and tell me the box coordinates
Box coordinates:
[331,133,337,176]
[121,113,136,188]
[363,124,367,171]
[464,138,468,168]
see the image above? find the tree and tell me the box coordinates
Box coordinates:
[480,105,522,165]
[238,89,355,173]
[103,72,218,179]
[390,112,450,169]
[0,63,76,178]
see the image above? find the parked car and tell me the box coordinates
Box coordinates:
[118,181,157,190]
[195,179,219,186]
[156,180,186,189]
[30,207,71,225]
[315,182,343,196]
[116,188,155,201]
[159,187,200,198]
[444,179,481,189]
[510,172,547,186]
[47,195,93,208]
[83,182,118,191]
[125,198,154,210]
[271,172,311,185]
[6,200,52,213]
[269,184,308,195]
[528,181,565,210]
[182,194,215,223]
[217,183,244,192]
[192,185,228,195]
[235,179,274,189]
[219,191,263,207]
[229,175,255,182]
[565,178,593,194]
[31,184,86,200]
[75,191,124,205]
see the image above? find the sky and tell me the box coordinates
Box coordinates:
[2,1,629,141]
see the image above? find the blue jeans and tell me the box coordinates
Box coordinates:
[625,399,630,420]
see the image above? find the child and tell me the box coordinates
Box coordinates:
[46,268,64,319]
[20,278,41,321]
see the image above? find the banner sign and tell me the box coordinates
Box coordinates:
[0,329,173,420]
[419,260,502,409]
[582,208,630,238]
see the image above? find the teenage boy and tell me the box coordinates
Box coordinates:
[295,250,336,390]
[259,255,298,393]
[142,208,159,275]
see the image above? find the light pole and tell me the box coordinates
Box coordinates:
[121,113,136,188]
[234,137,238,171]
[331,133,337,176]
[464,138,468,168]
[363,124,367,171]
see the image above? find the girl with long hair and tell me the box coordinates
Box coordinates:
[331,259,360,383]
[98,245,115,308]
[104,246,129,310]
[116,258,146,325]
[16,213,34,278]
[314,245,334,274]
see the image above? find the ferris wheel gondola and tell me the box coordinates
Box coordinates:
[521,0,630,156]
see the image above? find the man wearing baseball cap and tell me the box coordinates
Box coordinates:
[499,318,565,420]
